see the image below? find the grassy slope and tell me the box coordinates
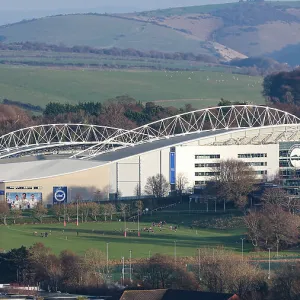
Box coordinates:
[0,66,264,108]
[0,221,246,258]
[0,15,208,54]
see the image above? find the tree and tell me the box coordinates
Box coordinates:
[83,248,106,285]
[10,209,22,224]
[195,248,265,298]
[212,159,257,209]
[33,203,48,223]
[52,204,63,222]
[118,203,129,221]
[270,263,300,300]
[135,200,144,214]
[106,203,116,221]
[135,254,198,290]
[0,202,9,225]
[144,174,170,198]
[90,202,100,221]
[176,172,189,194]
[244,204,300,250]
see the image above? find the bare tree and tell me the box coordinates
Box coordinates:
[83,248,106,285]
[144,174,169,198]
[212,159,257,208]
[10,209,22,224]
[135,200,144,214]
[106,203,116,221]
[244,204,300,250]
[53,204,64,222]
[176,172,189,194]
[135,254,198,290]
[270,262,300,300]
[90,203,100,221]
[119,203,129,221]
[33,203,48,224]
[0,202,10,225]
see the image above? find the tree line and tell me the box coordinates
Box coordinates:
[0,41,219,64]
[1,243,300,299]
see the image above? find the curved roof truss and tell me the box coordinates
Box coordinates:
[0,124,130,159]
[73,105,300,159]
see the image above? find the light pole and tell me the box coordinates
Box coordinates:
[276,240,279,258]
[241,238,245,261]
[268,248,271,280]
[214,198,217,212]
[63,198,66,227]
[189,198,191,215]
[122,256,125,285]
[129,250,132,282]
[174,241,177,264]
[137,209,140,237]
[198,248,201,281]
[106,243,109,275]
[124,210,127,238]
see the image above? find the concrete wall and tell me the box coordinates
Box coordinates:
[109,148,170,197]
[4,165,110,206]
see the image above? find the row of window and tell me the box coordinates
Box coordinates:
[6,186,42,190]
[195,181,207,185]
[195,153,268,160]
[195,154,220,159]
[195,163,220,168]
[247,162,267,167]
[195,171,267,177]
[238,153,267,158]
[195,172,220,177]
[255,170,268,175]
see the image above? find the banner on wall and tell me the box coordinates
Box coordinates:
[53,187,68,204]
[6,192,42,210]
[170,152,176,185]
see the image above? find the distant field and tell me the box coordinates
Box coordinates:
[0,66,264,108]
[0,15,210,54]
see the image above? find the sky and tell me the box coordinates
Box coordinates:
[0,0,292,25]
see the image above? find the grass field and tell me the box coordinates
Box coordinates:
[0,218,247,259]
[0,66,264,108]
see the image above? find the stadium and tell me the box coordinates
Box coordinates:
[1,105,300,208]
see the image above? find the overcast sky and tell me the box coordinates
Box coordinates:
[0,0,292,25]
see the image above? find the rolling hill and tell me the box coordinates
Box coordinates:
[0,1,300,62]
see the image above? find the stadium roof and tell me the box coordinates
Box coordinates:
[0,159,105,182]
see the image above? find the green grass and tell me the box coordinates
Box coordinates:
[0,220,246,259]
[0,65,264,108]
[0,15,209,54]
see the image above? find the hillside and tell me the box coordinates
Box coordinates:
[0,1,300,61]
[0,14,213,55]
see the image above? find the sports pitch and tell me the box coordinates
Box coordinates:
[0,66,264,109]
[0,218,247,259]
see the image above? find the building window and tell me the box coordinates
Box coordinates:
[195,163,220,168]
[238,153,267,158]
[195,181,206,185]
[246,162,267,167]
[195,172,220,176]
[195,154,220,159]
[255,170,267,175]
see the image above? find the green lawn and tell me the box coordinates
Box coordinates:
[0,219,246,259]
[0,66,264,108]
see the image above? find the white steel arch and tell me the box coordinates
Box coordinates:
[0,124,130,158]
[73,105,300,159]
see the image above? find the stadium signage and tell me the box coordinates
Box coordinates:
[289,145,300,168]
[53,186,68,204]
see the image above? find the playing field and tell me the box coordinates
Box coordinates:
[0,65,264,109]
[0,219,247,259]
